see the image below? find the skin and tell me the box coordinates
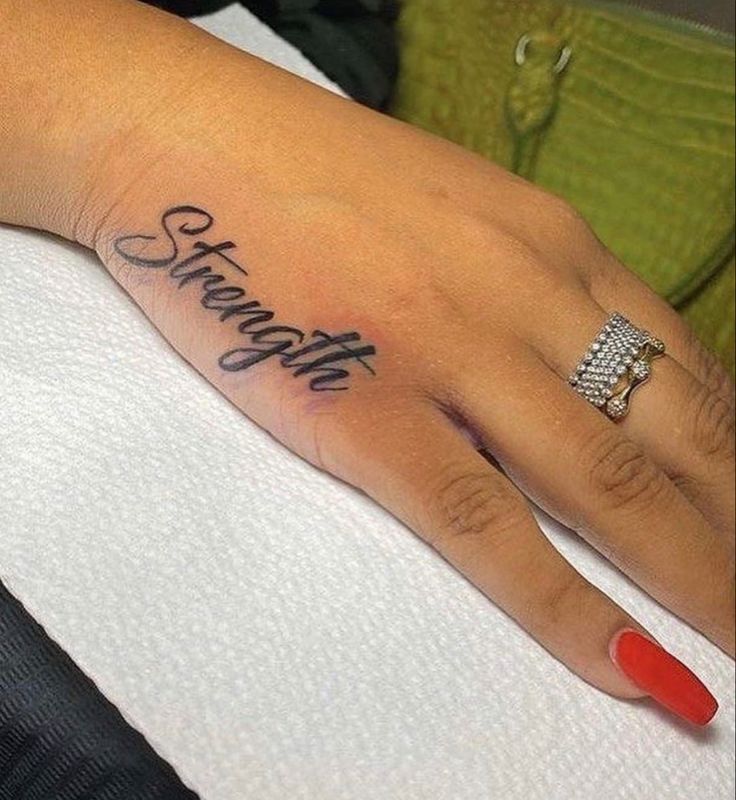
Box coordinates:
[1,0,734,708]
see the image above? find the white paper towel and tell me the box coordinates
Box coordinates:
[0,4,733,799]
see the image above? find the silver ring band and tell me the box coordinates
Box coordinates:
[568,312,665,420]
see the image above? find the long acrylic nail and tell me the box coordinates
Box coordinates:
[609,629,719,726]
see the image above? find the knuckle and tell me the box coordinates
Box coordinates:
[451,210,563,288]
[390,266,459,323]
[687,382,735,460]
[714,549,736,617]
[443,207,587,303]
[536,570,589,633]
[585,429,667,510]
[542,193,589,234]
[685,327,735,403]
[537,191,603,255]
[536,190,609,276]
[451,211,541,271]
[451,211,500,254]
[719,553,736,636]
[702,351,735,408]
[108,255,158,293]
[692,546,735,641]
[428,464,527,551]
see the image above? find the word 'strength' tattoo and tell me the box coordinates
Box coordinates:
[113,206,377,391]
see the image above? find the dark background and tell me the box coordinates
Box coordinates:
[149,1,735,35]
[639,0,734,34]
[144,1,733,109]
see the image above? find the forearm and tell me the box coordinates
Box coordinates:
[0,0,361,244]
[1,0,518,252]
[1,0,183,232]
[0,0,401,459]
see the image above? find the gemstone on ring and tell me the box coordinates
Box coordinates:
[569,312,665,421]
[630,359,650,380]
[606,396,628,418]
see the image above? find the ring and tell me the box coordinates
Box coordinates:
[568,312,665,420]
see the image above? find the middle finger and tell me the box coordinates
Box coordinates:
[435,339,735,656]
[537,299,736,539]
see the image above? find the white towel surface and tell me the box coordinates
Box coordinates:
[0,4,733,799]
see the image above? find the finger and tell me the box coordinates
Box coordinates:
[441,346,736,658]
[536,297,735,539]
[588,252,735,408]
[332,394,720,720]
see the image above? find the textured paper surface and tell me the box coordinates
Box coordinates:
[0,5,733,799]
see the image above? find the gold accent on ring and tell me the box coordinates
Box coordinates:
[603,335,665,420]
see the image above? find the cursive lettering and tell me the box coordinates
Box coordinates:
[113,206,377,391]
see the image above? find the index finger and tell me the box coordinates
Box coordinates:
[326,395,720,726]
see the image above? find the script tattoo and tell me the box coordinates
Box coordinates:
[113,205,377,391]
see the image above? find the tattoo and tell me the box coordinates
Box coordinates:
[113,205,377,391]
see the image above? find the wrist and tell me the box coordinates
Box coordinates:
[0,0,213,239]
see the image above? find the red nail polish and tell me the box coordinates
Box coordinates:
[610,629,719,726]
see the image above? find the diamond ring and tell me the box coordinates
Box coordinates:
[568,312,665,420]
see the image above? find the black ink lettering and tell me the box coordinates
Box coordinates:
[219,341,293,371]
[237,310,275,332]
[112,205,377,391]
[217,301,260,322]
[201,286,246,308]
[170,240,247,279]
[114,205,213,267]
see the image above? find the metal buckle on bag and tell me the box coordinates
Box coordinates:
[514,32,572,74]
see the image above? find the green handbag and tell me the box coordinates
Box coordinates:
[391,0,735,373]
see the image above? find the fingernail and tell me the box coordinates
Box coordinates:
[609,629,719,726]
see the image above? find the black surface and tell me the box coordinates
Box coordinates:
[634,0,734,35]
[143,0,400,109]
[0,582,199,800]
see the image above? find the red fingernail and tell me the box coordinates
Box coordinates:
[609,629,719,726]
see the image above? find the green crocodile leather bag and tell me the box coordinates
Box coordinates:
[391,0,735,372]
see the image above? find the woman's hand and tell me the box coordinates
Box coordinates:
[2,0,733,725]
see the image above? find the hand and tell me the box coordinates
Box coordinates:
[2,0,734,727]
